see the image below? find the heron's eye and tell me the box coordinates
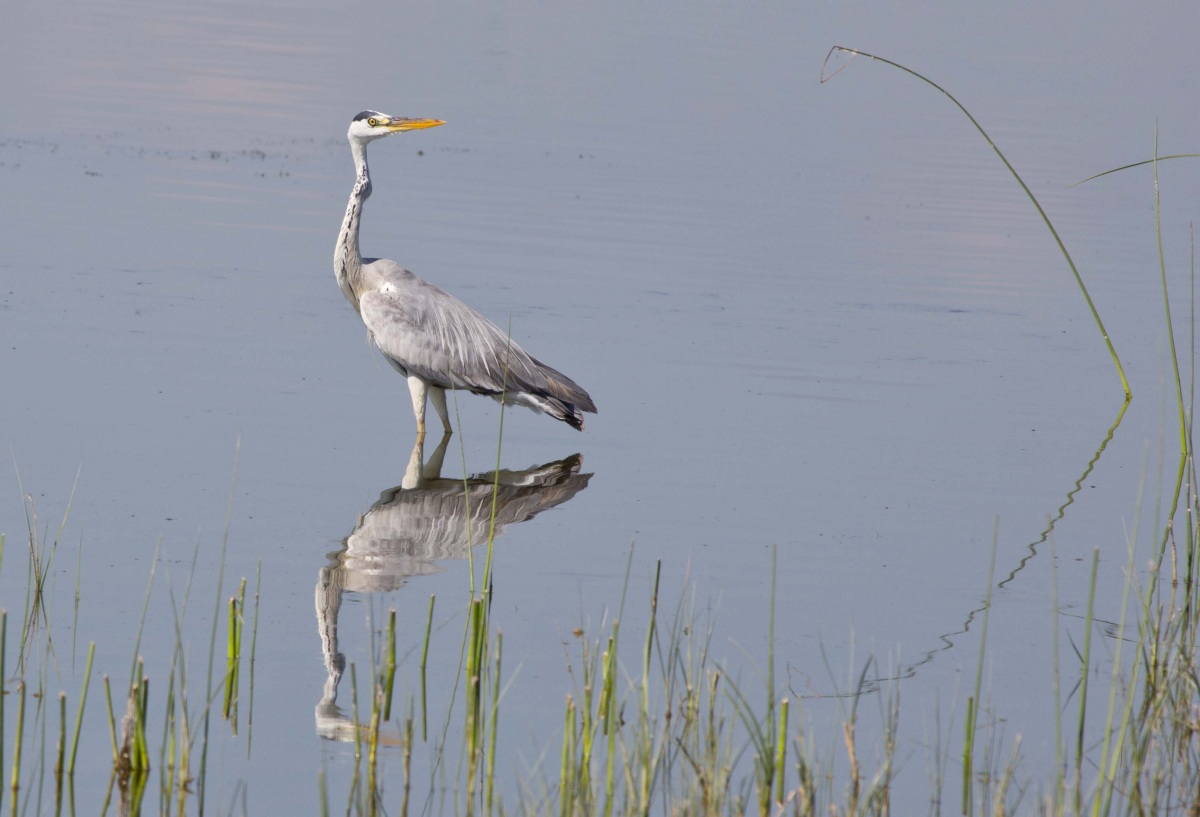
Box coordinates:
[367,118,378,127]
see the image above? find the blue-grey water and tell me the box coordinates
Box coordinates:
[3,0,1200,812]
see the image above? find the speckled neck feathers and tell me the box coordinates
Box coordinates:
[333,140,372,313]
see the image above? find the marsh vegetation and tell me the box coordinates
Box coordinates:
[4,45,1200,817]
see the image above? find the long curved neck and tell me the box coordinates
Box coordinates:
[334,139,372,312]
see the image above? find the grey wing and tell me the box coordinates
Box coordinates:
[359,277,594,411]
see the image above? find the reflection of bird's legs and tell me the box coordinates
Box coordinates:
[402,433,426,489]
[424,432,451,480]
[430,386,452,434]
[402,426,450,488]
[407,375,429,439]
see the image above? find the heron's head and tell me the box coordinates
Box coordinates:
[347,111,445,145]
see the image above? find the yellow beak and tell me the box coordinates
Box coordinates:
[384,117,445,132]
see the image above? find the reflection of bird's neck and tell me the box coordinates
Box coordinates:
[334,140,373,312]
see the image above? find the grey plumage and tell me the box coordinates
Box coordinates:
[333,110,596,435]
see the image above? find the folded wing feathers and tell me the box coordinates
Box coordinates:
[359,275,595,419]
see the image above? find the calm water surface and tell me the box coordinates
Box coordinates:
[3,0,1200,811]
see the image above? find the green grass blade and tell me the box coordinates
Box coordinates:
[1069,153,1200,187]
[383,609,397,722]
[963,519,999,816]
[1074,550,1100,814]
[421,594,435,742]
[823,46,1131,399]
[9,681,25,817]
[65,641,94,776]
[199,435,241,816]
[246,560,262,758]
[54,691,65,783]
[1,608,6,789]
[486,630,502,817]
[1048,531,1064,808]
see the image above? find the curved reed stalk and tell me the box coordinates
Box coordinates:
[822,46,1131,399]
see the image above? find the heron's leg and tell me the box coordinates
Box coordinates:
[429,386,452,434]
[407,375,429,439]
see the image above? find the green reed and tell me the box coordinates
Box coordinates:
[1,608,6,799]
[401,712,414,817]
[383,609,398,721]
[962,521,999,816]
[9,681,24,817]
[726,549,790,816]
[421,593,435,741]
[821,45,1130,400]
[247,560,262,757]
[8,475,1200,816]
[65,641,95,777]
[0,443,257,815]
[223,576,247,730]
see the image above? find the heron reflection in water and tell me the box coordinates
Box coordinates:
[333,111,596,438]
[314,435,592,741]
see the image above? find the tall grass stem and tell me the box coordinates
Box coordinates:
[822,46,1130,398]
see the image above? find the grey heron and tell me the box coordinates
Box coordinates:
[333,110,597,437]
